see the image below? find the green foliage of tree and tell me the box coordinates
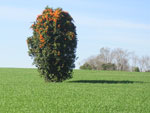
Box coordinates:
[133,67,140,72]
[101,63,116,70]
[27,7,77,82]
[80,63,92,70]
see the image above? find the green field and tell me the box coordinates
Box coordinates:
[0,68,150,113]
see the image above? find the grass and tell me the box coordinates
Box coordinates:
[0,68,150,113]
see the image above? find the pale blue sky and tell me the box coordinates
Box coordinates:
[0,0,150,68]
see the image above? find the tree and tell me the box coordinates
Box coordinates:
[138,56,150,72]
[86,56,102,70]
[101,63,116,70]
[98,47,113,63]
[80,63,92,70]
[133,67,140,72]
[131,53,139,71]
[27,7,77,82]
[112,48,130,71]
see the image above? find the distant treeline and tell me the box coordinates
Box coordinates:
[80,47,150,72]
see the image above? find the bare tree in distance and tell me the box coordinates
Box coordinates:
[131,53,139,67]
[86,56,103,70]
[98,47,112,63]
[111,48,131,71]
[139,56,150,72]
[131,53,140,71]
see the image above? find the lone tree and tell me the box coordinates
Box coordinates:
[27,7,77,82]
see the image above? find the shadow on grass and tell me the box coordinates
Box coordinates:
[68,80,145,84]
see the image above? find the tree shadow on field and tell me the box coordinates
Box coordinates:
[68,80,145,84]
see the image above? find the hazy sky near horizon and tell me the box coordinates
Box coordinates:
[0,0,150,68]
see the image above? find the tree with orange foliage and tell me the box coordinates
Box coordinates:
[27,6,77,82]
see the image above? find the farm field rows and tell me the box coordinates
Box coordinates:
[0,68,150,113]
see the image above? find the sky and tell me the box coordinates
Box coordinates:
[0,0,150,68]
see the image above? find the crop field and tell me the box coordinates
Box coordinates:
[0,68,150,113]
